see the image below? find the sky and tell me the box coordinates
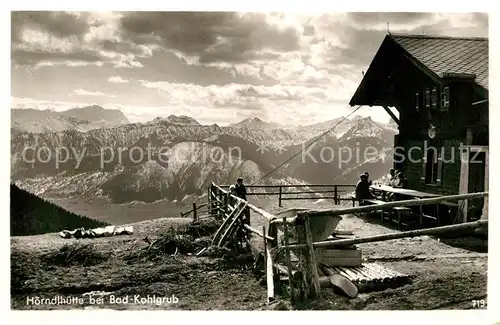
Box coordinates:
[10,11,488,126]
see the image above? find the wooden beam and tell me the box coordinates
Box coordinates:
[292,192,487,220]
[282,219,487,251]
[243,224,274,241]
[382,105,399,125]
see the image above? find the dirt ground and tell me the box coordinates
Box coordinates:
[10,200,488,310]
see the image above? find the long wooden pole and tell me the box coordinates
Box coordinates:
[281,219,487,251]
[242,224,274,241]
[292,192,488,220]
[266,227,275,302]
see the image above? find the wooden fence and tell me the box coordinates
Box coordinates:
[181,184,356,219]
[207,183,488,302]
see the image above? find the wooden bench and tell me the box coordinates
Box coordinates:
[391,206,412,229]
[363,199,388,223]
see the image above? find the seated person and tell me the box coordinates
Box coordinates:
[393,172,408,189]
[387,168,397,186]
[355,174,374,206]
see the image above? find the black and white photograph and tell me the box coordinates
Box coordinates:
[9,10,492,314]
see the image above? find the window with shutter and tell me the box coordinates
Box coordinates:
[422,148,442,185]
[431,87,438,109]
[415,91,420,112]
[440,86,450,109]
[436,155,443,185]
[420,150,427,184]
[425,90,431,109]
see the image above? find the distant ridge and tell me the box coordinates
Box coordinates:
[10,184,109,236]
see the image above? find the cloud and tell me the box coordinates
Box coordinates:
[346,12,434,25]
[108,76,129,83]
[11,11,149,68]
[119,12,301,65]
[11,12,488,127]
[73,89,112,97]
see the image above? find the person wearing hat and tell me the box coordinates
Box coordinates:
[234,177,247,201]
[234,177,250,225]
[363,172,373,186]
[355,173,374,206]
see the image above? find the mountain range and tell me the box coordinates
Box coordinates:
[11,105,129,133]
[11,105,397,222]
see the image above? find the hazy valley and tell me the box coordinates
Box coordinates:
[11,105,397,223]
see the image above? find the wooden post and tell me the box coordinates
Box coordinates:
[279,186,282,207]
[262,225,267,268]
[265,224,275,302]
[334,186,338,205]
[193,202,197,221]
[208,185,212,217]
[223,193,228,220]
[295,214,320,299]
[283,217,295,303]
[304,216,321,298]
[218,191,223,219]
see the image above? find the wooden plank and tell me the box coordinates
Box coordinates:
[243,224,274,241]
[217,202,248,246]
[211,201,244,246]
[315,248,363,267]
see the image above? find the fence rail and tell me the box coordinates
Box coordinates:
[182,184,357,218]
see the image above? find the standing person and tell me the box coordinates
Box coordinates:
[234,177,250,225]
[355,174,374,206]
[234,177,247,200]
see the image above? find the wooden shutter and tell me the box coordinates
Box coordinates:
[425,90,431,108]
[420,150,427,184]
[415,91,420,112]
[431,88,437,109]
[436,154,443,186]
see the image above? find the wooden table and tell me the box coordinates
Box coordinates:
[370,185,440,198]
[370,185,441,227]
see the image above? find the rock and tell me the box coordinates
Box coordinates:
[268,300,292,310]
[350,297,366,310]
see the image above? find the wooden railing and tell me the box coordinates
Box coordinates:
[218,184,356,207]
[180,184,356,219]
